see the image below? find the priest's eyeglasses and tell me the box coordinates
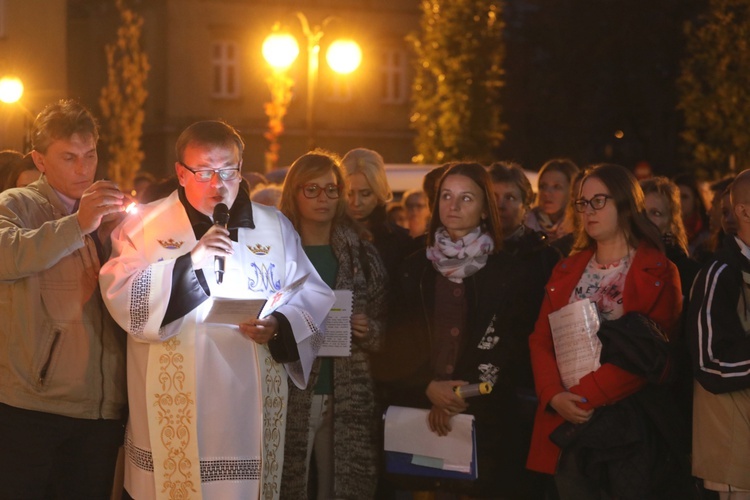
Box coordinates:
[179,162,241,182]
[299,183,341,199]
[574,194,613,213]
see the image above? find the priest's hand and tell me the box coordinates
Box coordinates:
[190,225,233,268]
[239,315,279,345]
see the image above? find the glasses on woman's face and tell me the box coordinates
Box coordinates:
[299,183,341,199]
[574,194,613,213]
[179,162,241,182]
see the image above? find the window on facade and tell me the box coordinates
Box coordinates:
[211,41,239,99]
[381,48,407,104]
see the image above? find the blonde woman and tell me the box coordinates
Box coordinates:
[526,158,580,255]
[640,176,700,302]
[342,148,414,281]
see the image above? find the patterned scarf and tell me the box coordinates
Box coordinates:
[532,208,573,241]
[426,226,494,282]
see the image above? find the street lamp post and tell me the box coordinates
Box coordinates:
[298,12,325,152]
[262,12,362,155]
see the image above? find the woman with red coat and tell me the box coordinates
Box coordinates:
[527,164,683,498]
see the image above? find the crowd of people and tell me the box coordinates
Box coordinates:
[0,98,748,500]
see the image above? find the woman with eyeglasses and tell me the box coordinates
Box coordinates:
[386,163,538,498]
[527,164,689,498]
[525,158,580,256]
[278,150,387,499]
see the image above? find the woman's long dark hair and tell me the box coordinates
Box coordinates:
[572,164,664,254]
[426,162,503,252]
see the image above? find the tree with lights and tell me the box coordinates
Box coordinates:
[678,0,750,177]
[263,70,294,172]
[99,0,150,189]
[410,0,506,163]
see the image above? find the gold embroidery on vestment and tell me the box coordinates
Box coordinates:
[262,356,284,500]
[158,238,184,249]
[154,337,198,498]
[248,243,271,255]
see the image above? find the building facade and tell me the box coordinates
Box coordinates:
[0,0,67,152]
[68,0,420,180]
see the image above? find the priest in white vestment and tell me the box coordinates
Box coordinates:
[99,120,335,500]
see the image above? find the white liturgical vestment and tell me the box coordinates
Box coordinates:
[99,190,334,500]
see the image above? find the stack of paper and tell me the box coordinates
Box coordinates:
[383,406,476,478]
[548,298,602,389]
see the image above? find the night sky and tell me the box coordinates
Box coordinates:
[498,0,705,175]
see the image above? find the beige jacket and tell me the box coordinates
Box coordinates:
[693,383,750,489]
[0,176,126,419]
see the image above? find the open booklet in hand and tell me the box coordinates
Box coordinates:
[203,273,309,325]
[548,298,602,389]
[317,290,353,357]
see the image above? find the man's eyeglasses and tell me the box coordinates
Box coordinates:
[299,183,341,199]
[574,194,613,213]
[179,162,241,182]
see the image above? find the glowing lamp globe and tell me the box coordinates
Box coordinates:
[0,76,24,104]
[262,33,300,70]
[326,40,362,74]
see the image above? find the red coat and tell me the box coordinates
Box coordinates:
[526,242,682,474]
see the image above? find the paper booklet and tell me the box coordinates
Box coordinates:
[317,290,353,357]
[203,273,309,325]
[548,298,602,389]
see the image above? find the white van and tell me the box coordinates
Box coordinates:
[384,163,539,199]
[384,164,438,197]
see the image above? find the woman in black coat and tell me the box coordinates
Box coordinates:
[387,162,539,498]
[341,148,415,282]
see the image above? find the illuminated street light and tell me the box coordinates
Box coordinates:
[0,75,34,151]
[0,75,24,104]
[326,40,362,75]
[262,32,299,71]
[262,13,362,151]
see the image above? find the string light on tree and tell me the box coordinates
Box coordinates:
[262,13,362,157]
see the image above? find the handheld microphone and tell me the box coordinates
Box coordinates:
[213,203,230,284]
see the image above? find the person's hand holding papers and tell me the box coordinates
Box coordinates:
[425,380,469,435]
